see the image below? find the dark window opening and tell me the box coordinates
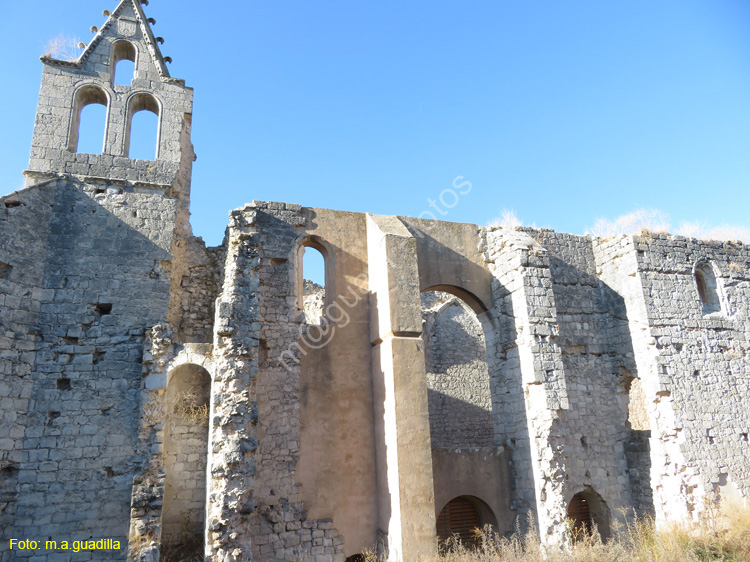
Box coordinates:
[567,489,610,542]
[695,261,721,315]
[95,303,113,315]
[56,378,72,390]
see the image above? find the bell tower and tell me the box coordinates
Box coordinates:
[26,0,194,191]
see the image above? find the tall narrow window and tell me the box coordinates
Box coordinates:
[68,86,108,154]
[301,245,326,324]
[112,41,136,86]
[126,93,160,160]
[695,261,721,314]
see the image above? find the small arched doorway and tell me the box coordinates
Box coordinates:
[436,495,496,547]
[567,489,610,541]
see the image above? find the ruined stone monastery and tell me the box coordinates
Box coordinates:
[2,2,750,561]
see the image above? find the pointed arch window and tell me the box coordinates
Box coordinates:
[68,86,108,154]
[112,41,137,86]
[126,93,160,160]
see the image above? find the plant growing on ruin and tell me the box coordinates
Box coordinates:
[170,389,209,426]
[43,34,83,61]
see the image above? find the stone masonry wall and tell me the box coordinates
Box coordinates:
[632,234,750,514]
[162,364,211,541]
[0,183,56,562]
[539,231,634,520]
[480,227,565,533]
[9,177,179,561]
[204,202,345,562]
[422,290,493,449]
[248,202,345,562]
[481,227,635,543]
[173,237,223,343]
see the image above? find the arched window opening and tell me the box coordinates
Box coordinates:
[422,290,493,449]
[68,86,108,154]
[695,261,721,315]
[437,496,496,548]
[112,41,136,86]
[567,489,610,542]
[126,93,160,160]
[298,241,327,325]
[162,364,211,558]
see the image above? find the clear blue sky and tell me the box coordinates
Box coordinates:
[3,0,750,248]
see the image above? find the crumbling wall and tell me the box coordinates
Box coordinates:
[481,227,571,541]
[540,231,635,520]
[207,202,346,562]
[172,237,223,343]
[631,235,750,514]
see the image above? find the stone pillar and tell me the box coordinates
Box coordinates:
[483,228,569,544]
[593,236,700,524]
[367,214,437,562]
[205,209,261,562]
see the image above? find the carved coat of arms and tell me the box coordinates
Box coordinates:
[118,18,137,37]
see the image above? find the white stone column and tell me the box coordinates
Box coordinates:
[367,214,437,562]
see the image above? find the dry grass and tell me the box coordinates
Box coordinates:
[361,503,750,562]
[43,34,83,60]
[170,389,209,426]
[161,513,204,562]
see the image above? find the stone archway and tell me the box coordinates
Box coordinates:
[436,495,497,547]
[162,363,211,557]
[567,488,610,541]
